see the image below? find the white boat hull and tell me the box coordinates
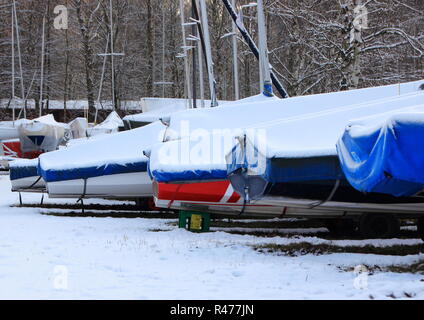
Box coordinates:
[47,171,153,199]
[0,127,19,141]
[11,176,46,193]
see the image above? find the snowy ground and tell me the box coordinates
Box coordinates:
[0,174,423,300]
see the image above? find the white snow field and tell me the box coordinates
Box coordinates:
[0,175,423,300]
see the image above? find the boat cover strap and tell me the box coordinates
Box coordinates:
[27,176,42,189]
[77,178,88,203]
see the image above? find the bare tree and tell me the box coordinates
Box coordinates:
[73,0,102,120]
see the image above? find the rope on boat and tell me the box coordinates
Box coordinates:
[27,176,42,189]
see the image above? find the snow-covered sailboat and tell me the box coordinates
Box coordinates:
[18,114,68,154]
[9,158,45,192]
[86,111,124,137]
[38,121,165,201]
[148,80,424,220]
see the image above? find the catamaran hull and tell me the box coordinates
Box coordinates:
[47,171,153,199]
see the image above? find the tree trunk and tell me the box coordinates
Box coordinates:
[75,0,96,121]
[63,10,69,122]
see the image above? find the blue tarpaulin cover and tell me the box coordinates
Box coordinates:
[226,137,344,184]
[9,162,39,181]
[337,111,424,197]
[9,158,39,181]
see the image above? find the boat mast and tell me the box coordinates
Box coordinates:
[162,7,165,98]
[195,0,205,108]
[11,4,15,124]
[257,0,272,96]
[109,0,116,111]
[221,0,288,98]
[198,0,217,107]
[95,36,110,124]
[13,0,26,118]
[39,14,46,117]
[191,1,197,109]
[178,0,193,109]
[197,35,205,107]
[231,0,239,100]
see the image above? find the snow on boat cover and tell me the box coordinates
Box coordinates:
[149,80,424,183]
[38,121,165,183]
[123,98,228,125]
[86,111,124,137]
[337,109,424,197]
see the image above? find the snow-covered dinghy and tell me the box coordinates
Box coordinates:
[123,99,188,129]
[9,158,45,193]
[69,117,89,139]
[18,114,68,154]
[38,121,165,201]
[148,80,424,218]
[86,111,124,137]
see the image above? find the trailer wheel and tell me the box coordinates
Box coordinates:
[145,197,158,211]
[135,198,144,207]
[325,219,357,237]
[359,214,400,239]
[418,218,424,242]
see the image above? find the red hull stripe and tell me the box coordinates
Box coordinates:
[157,180,241,204]
[227,192,241,203]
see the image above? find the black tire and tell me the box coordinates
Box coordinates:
[134,197,158,211]
[418,218,424,242]
[359,213,400,239]
[135,198,144,207]
[325,219,357,237]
